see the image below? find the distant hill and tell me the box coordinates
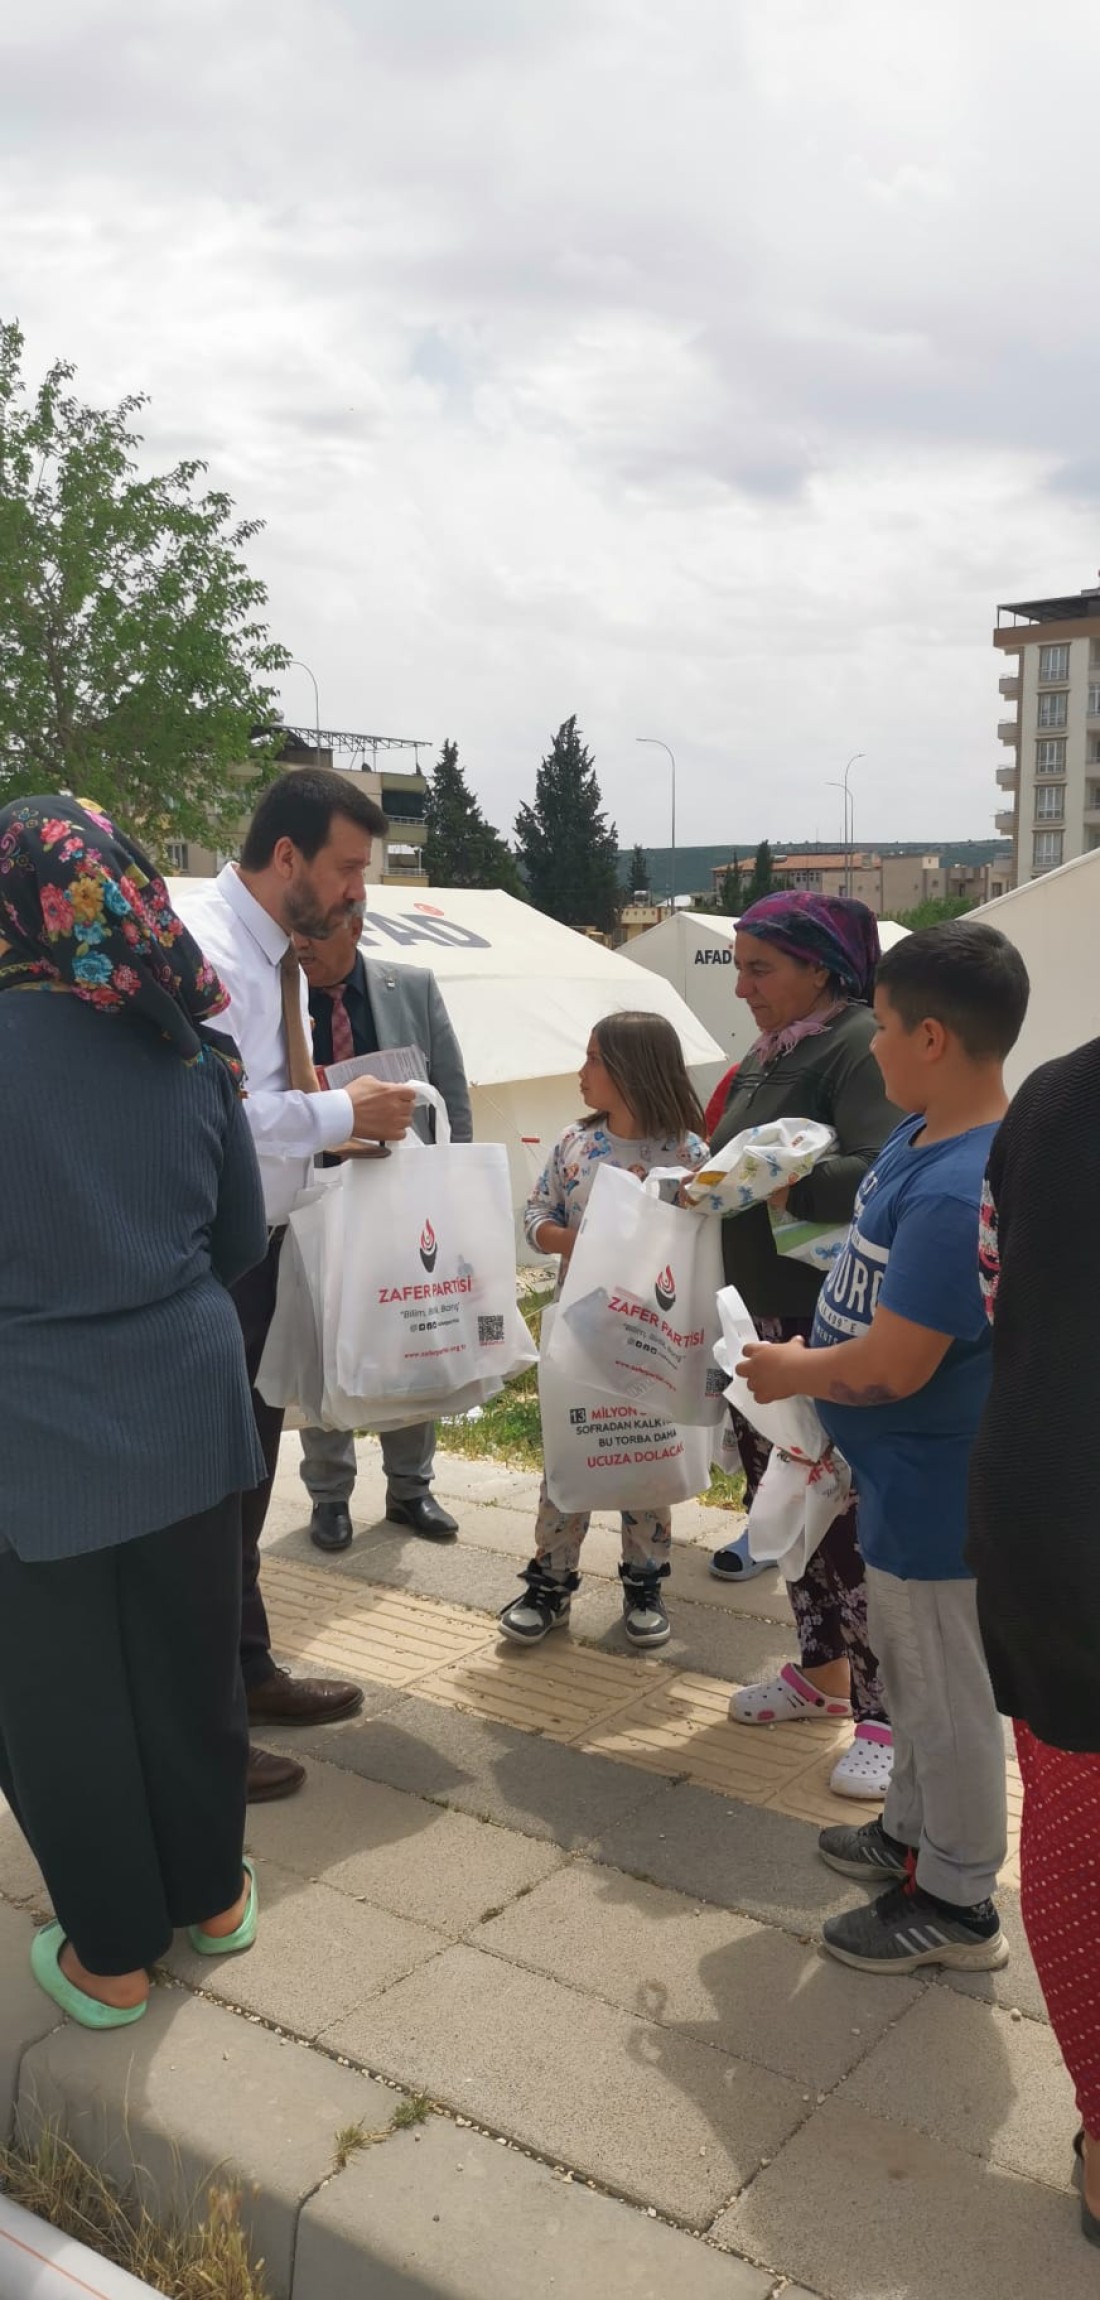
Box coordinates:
[619,840,1013,892]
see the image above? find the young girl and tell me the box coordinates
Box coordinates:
[499,1011,710,1652]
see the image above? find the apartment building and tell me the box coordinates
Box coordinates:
[709,850,1011,916]
[994,581,1100,878]
[166,733,429,885]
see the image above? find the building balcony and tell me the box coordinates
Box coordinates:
[994,811,1016,836]
[382,815,427,846]
[1083,802,1100,829]
[998,674,1020,701]
[997,719,1019,745]
[995,765,1017,791]
[382,846,429,883]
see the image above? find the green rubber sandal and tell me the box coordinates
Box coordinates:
[188,1859,258,1957]
[30,1924,148,2030]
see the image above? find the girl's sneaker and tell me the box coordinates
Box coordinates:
[619,1565,672,1649]
[829,1721,894,1800]
[499,1564,574,1645]
[730,1661,852,1726]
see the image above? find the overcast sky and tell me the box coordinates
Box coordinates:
[5,0,1099,849]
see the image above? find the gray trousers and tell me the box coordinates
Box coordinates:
[299,1421,436,1507]
[867,1565,1007,1908]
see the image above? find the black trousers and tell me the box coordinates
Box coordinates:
[0,1497,247,1974]
[231,1232,285,1690]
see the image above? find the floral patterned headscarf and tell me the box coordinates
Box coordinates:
[0,795,245,1086]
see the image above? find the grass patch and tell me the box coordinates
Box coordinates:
[0,2124,270,2298]
[390,2093,432,2130]
[436,1286,745,1510]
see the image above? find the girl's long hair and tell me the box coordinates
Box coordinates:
[582,1010,705,1140]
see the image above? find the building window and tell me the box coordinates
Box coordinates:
[1032,829,1064,871]
[1088,684,1100,717]
[1037,691,1068,729]
[1035,738,1066,775]
[164,841,189,872]
[1034,784,1065,820]
[1039,643,1071,682]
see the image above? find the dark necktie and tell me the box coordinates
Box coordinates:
[329,983,355,1065]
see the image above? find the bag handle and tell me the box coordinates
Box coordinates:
[411,1079,451,1146]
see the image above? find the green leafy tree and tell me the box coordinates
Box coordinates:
[423,737,524,894]
[718,852,743,913]
[744,839,776,906]
[514,715,620,933]
[625,841,651,898]
[895,894,977,931]
[0,320,288,855]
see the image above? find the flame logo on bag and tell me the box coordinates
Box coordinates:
[419,1219,438,1273]
[655,1264,676,1311]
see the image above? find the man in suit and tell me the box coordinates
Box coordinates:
[292,907,473,1552]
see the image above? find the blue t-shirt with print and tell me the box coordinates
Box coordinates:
[811,1118,998,1581]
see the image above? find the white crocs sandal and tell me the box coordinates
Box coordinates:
[829,1721,894,1800]
[730,1661,853,1727]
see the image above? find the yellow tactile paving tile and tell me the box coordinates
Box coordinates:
[415,1641,654,1742]
[263,1557,494,1687]
[264,1557,1024,1867]
[575,1672,850,1802]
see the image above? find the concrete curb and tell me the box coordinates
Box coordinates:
[4,1925,788,2300]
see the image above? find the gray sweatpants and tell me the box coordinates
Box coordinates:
[299,1422,437,1507]
[867,1565,1007,1908]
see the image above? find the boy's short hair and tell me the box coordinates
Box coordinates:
[876,919,1030,1059]
[240,768,388,871]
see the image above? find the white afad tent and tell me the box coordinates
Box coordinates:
[972,847,1100,1089]
[624,908,910,1098]
[170,882,723,1235]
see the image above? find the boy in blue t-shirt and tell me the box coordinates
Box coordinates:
[738,920,1030,1976]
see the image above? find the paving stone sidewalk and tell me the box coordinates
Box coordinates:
[0,1438,1088,2300]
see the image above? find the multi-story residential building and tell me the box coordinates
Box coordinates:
[708,850,1011,916]
[994,580,1100,879]
[166,730,429,885]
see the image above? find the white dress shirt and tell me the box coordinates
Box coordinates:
[175,866,354,1225]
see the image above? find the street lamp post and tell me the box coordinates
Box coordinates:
[288,659,322,768]
[828,754,864,897]
[636,737,677,910]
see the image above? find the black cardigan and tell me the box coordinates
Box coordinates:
[709,1004,900,1320]
[968,1037,1100,1751]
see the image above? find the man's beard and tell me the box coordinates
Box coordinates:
[284,885,360,940]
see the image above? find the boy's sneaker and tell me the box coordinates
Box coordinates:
[619,1565,671,1650]
[822,1878,1009,1975]
[817,1815,911,1883]
[499,1564,574,1645]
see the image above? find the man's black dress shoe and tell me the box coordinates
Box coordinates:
[310,1502,354,1553]
[386,1493,459,1541]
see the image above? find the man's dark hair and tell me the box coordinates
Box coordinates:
[240,768,388,871]
[876,919,1030,1060]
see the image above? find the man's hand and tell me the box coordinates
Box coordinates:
[346,1075,418,1142]
[736,1336,808,1404]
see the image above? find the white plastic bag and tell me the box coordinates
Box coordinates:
[713,1285,851,1579]
[713,1287,831,1460]
[539,1308,712,1513]
[549,1162,725,1425]
[258,1085,535,1429]
[683,1119,836,1215]
[333,1083,534,1408]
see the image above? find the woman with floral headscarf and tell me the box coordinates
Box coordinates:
[0,796,268,2027]
[709,892,901,1799]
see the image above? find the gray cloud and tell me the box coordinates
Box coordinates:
[3,0,1099,845]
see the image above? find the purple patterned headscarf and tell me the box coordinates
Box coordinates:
[736,892,881,1005]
